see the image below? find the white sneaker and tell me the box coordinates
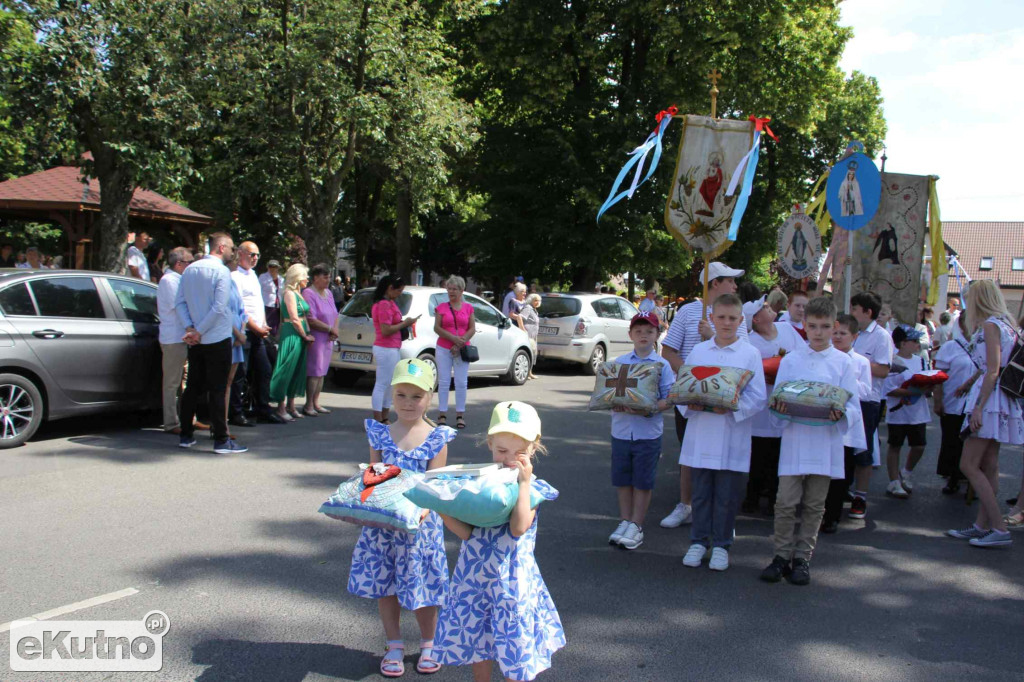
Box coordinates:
[886,479,909,499]
[969,529,1012,548]
[619,523,644,550]
[660,503,693,528]
[608,520,630,545]
[682,543,707,567]
[709,547,729,571]
[900,470,914,493]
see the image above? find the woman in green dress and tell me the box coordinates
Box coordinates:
[270,263,314,421]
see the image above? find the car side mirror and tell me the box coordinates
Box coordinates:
[499,317,511,329]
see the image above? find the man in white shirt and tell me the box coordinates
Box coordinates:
[127,232,152,281]
[157,247,194,433]
[659,261,749,529]
[16,246,47,270]
[230,242,283,425]
[258,259,282,334]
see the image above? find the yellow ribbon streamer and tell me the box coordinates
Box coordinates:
[927,176,945,305]
[806,169,831,236]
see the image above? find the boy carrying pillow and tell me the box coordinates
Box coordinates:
[679,293,766,571]
[761,296,861,586]
[607,311,675,550]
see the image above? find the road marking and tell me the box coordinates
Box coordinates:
[0,587,139,633]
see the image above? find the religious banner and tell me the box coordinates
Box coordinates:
[825,143,882,232]
[776,210,822,279]
[664,115,754,258]
[850,173,930,325]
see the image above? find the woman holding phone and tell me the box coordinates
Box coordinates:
[370,274,418,424]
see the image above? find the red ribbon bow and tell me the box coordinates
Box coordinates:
[655,105,678,123]
[749,115,779,142]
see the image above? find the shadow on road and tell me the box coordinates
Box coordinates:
[192,639,380,681]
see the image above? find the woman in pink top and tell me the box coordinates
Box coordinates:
[371,275,418,424]
[433,275,476,429]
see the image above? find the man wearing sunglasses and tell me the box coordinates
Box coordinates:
[230,241,285,425]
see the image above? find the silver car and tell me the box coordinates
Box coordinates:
[0,269,162,448]
[330,286,534,387]
[535,293,638,374]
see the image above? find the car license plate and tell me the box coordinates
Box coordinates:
[539,326,559,335]
[342,351,373,363]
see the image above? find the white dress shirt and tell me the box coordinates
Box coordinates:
[127,245,149,281]
[884,353,932,425]
[232,266,266,328]
[610,349,676,441]
[157,270,186,345]
[843,349,871,451]
[773,345,862,479]
[747,322,807,438]
[258,271,280,308]
[852,320,893,402]
[678,337,766,472]
[933,334,976,415]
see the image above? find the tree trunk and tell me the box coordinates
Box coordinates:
[395,180,412,281]
[92,151,135,275]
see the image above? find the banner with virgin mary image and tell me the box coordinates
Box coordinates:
[850,173,930,325]
[664,115,754,258]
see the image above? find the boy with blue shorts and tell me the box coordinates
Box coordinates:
[608,311,675,550]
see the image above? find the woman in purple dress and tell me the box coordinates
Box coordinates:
[301,264,340,416]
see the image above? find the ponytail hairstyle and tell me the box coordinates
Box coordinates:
[373,274,406,303]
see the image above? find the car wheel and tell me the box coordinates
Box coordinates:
[417,352,439,390]
[505,349,531,385]
[584,344,605,375]
[330,368,363,388]
[0,374,44,449]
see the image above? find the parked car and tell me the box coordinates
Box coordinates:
[535,292,639,374]
[330,286,534,387]
[0,269,162,448]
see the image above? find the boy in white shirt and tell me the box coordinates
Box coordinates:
[679,294,767,571]
[883,325,932,499]
[932,314,978,495]
[607,312,676,551]
[760,296,860,586]
[821,314,872,532]
[743,295,806,515]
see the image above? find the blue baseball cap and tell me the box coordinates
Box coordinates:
[892,324,924,345]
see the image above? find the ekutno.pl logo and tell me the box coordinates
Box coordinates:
[9,611,170,672]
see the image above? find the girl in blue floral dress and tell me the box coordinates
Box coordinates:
[435,401,565,681]
[348,358,456,677]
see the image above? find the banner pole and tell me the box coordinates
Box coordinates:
[708,69,721,120]
[701,254,711,321]
[844,225,854,314]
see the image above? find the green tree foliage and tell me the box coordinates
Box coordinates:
[16,0,202,273]
[454,1,886,292]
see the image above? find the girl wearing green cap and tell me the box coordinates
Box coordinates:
[348,358,457,677]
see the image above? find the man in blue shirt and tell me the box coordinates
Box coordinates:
[174,232,249,454]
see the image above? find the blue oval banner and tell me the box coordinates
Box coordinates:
[826,151,881,231]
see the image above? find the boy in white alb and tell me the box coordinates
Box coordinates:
[742,295,806,515]
[883,325,932,499]
[607,312,676,551]
[679,294,766,572]
[821,314,872,532]
[760,297,860,586]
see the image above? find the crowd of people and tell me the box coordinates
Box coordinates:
[0,243,63,269]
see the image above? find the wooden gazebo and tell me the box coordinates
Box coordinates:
[0,158,213,269]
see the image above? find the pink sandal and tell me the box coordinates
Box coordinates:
[416,639,441,674]
[381,640,404,678]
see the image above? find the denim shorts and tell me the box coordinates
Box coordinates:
[611,437,662,490]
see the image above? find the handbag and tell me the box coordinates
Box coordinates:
[446,303,479,363]
[998,319,1024,399]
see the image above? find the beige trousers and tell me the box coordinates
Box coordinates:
[161,342,188,430]
[773,474,831,561]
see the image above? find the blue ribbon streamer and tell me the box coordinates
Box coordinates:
[596,114,674,222]
[726,130,761,241]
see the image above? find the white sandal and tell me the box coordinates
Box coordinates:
[416,639,441,674]
[381,640,405,678]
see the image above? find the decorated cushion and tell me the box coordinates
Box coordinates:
[770,380,853,425]
[318,463,427,533]
[589,361,662,415]
[901,370,948,389]
[668,365,754,411]
[762,356,783,384]
[404,467,559,528]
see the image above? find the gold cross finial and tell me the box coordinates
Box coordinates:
[707,68,721,119]
[707,69,722,89]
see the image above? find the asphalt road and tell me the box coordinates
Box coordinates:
[1,365,1022,681]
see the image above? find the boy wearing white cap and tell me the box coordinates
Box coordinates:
[660,261,749,529]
